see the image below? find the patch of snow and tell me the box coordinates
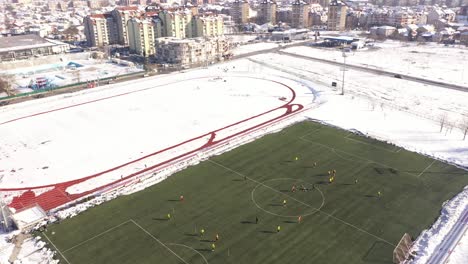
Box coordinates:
[409,187,467,264]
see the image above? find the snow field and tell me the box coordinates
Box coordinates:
[249,52,468,134]
[1,74,309,190]
[284,40,468,87]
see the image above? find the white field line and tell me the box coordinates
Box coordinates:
[326,209,338,220]
[417,160,436,178]
[43,232,72,264]
[207,159,396,247]
[130,219,189,264]
[299,137,420,178]
[166,243,209,264]
[62,220,132,253]
[299,127,322,138]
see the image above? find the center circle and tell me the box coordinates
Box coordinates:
[251,178,325,218]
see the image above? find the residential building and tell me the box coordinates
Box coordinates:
[277,8,292,24]
[309,3,326,27]
[346,10,361,29]
[257,0,277,25]
[327,0,347,31]
[87,0,102,9]
[155,36,230,65]
[84,13,119,46]
[156,9,194,39]
[192,15,225,37]
[460,31,468,45]
[319,0,330,7]
[309,12,327,27]
[369,9,423,28]
[111,6,140,45]
[427,7,456,24]
[230,0,249,25]
[291,0,310,28]
[127,17,157,57]
[370,25,397,37]
[119,0,132,5]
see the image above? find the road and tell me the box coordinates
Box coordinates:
[277,50,468,92]
[426,206,468,264]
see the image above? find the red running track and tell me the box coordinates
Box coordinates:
[0,76,304,211]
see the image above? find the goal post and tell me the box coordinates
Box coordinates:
[393,233,413,263]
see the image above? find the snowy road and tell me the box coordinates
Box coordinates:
[279,50,468,92]
[426,207,468,264]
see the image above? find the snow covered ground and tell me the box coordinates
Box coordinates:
[1,44,467,263]
[0,232,14,264]
[232,42,280,56]
[231,39,310,56]
[0,72,312,191]
[3,59,142,97]
[284,40,468,87]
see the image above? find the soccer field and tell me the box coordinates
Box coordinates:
[40,121,468,264]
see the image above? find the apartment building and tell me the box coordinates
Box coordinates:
[230,0,250,25]
[155,36,230,65]
[84,13,119,46]
[84,7,225,48]
[111,6,140,45]
[257,0,277,25]
[327,0,347,31]
[192,15,224,37]
[127,17,157,57]
[156,9,194,39]
[291,0,310,28]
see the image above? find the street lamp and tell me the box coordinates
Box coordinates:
[341,50,347,95]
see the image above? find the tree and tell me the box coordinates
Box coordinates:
[0,75,15,97]
[439,113,448,133]
[63,26,79,36]
[461,117,468,140]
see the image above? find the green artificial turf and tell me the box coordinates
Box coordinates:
[40,121,468,264]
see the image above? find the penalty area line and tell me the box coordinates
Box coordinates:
[130,219,189,264]
[207,159,396,247]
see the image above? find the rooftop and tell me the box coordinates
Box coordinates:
[0,34,49,50]
[0,34,68,53]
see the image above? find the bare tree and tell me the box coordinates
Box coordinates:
[461,117,468,140]
[439,113,448,132]
[0,75,15,96]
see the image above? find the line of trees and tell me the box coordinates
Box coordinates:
[439,112,468,140]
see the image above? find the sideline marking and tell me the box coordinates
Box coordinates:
[43,232,72,264]
[417,160,436,178]
[208,159,396,247]
[63,220,132,253]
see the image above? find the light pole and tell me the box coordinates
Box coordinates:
[341,50,347,95]
[1,197,10,232]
